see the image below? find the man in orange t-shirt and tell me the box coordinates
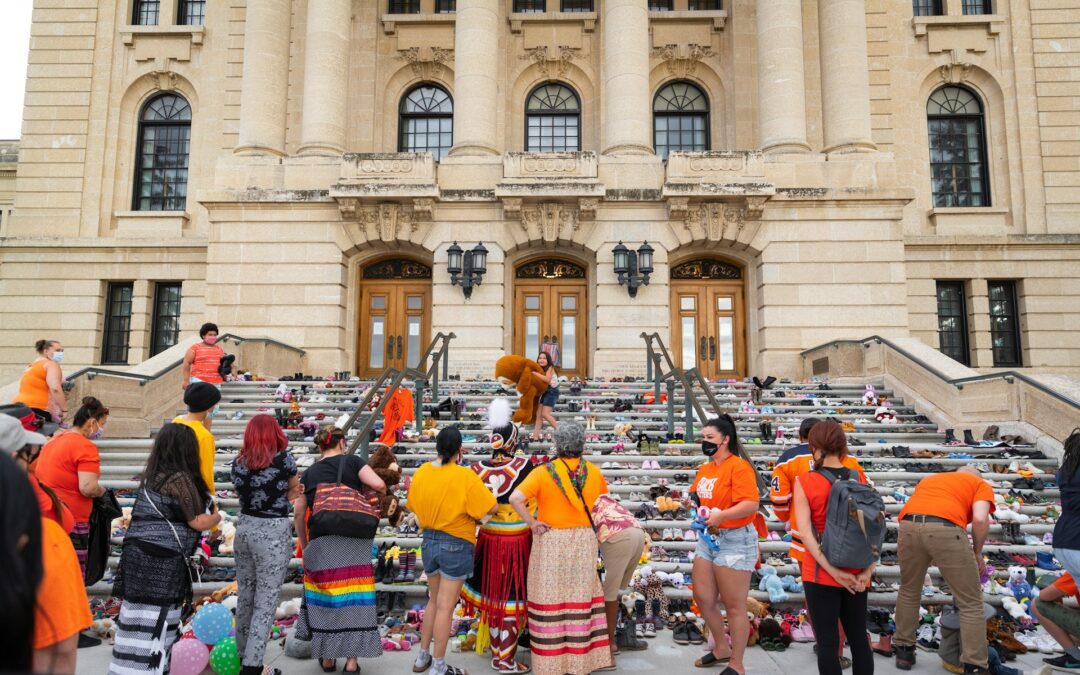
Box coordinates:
[1033,573,1080,668]
[894,466,995,673]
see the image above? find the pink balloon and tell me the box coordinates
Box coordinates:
[171,638,210,675]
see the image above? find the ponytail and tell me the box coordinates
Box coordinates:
[703,414,742,456]
[73,397,109,427]
[314,424,345,451]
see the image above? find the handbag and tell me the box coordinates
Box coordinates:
[84,489,123,585]
[308,455,381,540]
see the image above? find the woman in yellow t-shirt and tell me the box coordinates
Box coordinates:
[406,426,497,675]
[509,421,614,675]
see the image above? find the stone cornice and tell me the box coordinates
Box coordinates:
[904,234,1080,248]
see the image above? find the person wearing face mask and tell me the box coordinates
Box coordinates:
[407,426,499,675]
[181,323,225,431]
[33,396,108,581]
[689,415,760,675]
[13,339,69,424]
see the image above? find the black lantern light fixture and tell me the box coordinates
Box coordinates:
[447,241,488,298]
[612,241,654,298]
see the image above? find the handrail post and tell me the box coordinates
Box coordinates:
[441,340,450,381]
[414,376,425,434]
[653,353,662,404]
[645,342,653,382]
[666,379,676,437]
[684,388,694,439]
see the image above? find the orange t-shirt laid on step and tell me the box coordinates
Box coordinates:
[33,431,100,524]
[899,472,996,528]
[515,458,608,529]
[34,517,92,648]
[691,454,759,529]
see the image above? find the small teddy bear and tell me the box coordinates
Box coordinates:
[367,444,404,527]
[217,520,237,555]
[1007,565,1036,619]
[758,564,788,604]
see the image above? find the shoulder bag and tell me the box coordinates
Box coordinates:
[546,460,606,577]
[308,455,381,540]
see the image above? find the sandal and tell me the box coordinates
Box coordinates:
[673,620,691,645]
[444,667,469,675]
[694,652,731,668]
[412,653,432,673]
[321,660,338,673]
[491,660,530,674]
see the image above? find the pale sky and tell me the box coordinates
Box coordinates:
[0,0,33,140]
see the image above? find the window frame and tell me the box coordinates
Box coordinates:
[988,280,1023,367]
[102,282,135,366]
[962,0,992,14]
[150,282,183,357]
[912,0,943,15]
[935,280,970,366]
[560,0,593,11]
[927,84,991,208]
[388,0,421,13]
[177,0,206,25]
[133,93,192,212]
[513,0,546,12]
[397,83,454,160]
[435,0,456,12]
[688,0,721,9]
[132,0,161,25]
[653,80,711,159]
[524,83,582,153]
[649,0,673,9]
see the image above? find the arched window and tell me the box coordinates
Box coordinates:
[526,83,580,152]
[399,84,454,160]
[653,81,709,158]
[927,85,989,207]
[134,93,191,212]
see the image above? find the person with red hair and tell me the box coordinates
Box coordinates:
[230,414,300,675]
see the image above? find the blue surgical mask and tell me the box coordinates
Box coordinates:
[51,351,65,364]
[89,421,105,440]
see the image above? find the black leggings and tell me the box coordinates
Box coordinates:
[804,581,873,675]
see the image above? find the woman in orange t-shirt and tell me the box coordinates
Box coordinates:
[12,339,68,422]
[793,420,875,675]
[689,415,760,674]
[33,397,109,578]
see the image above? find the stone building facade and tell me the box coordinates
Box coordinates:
[0,0,1077,381]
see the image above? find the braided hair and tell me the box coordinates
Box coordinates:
[1062,428,1080,482]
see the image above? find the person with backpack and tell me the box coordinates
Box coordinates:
[893,465,995,674]
[792,420,879,675]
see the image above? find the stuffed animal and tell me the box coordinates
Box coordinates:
[779,573,803,593]
[111,507,132,537]
[218,520,237,556]
[367,444,404,526]
[494,355,544,424]
[211,580,238,603]
[1002,595,1030,622]
[276,598,302,620]
[613,422,635,440]
[862,384,878,406]
[875,404,899,425]
[1007,566,1036,619]
[758,564,788,604]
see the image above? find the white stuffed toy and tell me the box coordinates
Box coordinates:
[218,520,237,555]
[875,404,899,425]
[862,384,878,406]
[275,598,302,620]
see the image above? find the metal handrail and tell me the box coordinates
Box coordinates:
[640,332,768,498]
[800,336,1080,411]
[341,332,456,460]
[61,334,306,390]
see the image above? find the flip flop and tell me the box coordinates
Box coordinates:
[694,652,731,668]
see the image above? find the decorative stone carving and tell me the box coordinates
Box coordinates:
[938,61,974,85]
[516,203,590,244]
[395,46,453,79]
[667,151,766,183]
[667,197,690,221]
[333,153,439,198]
[520,46,578,79]
[650,43,716,78]
[578,197,598,221]
[675,197,768,246]
[149,68,179,92]
[503,152,598,180]
[340,202,429,244]
[502,197,523,220]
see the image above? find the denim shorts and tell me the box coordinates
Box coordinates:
[421,529,475,581]
[190,377,222,417]
[540,387,560,407]
[695,523,759,572]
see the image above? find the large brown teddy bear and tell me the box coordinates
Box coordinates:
[367,444,404,526]
[495,355,544,424]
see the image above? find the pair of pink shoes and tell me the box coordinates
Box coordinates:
[642,460,661,470]
[382,636,411,651]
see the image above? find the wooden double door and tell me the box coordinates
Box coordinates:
[357,259,432,377]
[671,275,746,379]
[512,258,589,379]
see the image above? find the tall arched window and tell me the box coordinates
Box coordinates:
[399,84,454,160]
[134,93,191,212]
[526,83,580,152]
[927,85,989,207]
[653,81,709,158]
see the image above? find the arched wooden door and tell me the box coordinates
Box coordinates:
[669,258,747,379]
[513,258,589,379]
[357,258,432,377]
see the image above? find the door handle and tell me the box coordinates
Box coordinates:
[709,336,716,361]
[387,336,394,359]
[397,335,403,359]
[699,337,706,361]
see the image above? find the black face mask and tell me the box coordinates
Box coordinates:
[701,440,718,457]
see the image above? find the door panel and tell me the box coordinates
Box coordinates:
[514,282,588,379]
[671,281,745,379]
[358,282,431,377]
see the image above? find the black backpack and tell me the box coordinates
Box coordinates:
[815,468,886,569]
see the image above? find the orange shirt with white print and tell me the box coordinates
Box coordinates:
[690,454,759,529]
[770,444,865,562]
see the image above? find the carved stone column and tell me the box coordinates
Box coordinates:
[818,0,876,153]
[449,0,499,156]
[235,0,291,155]
[299,0,352,155]
[602,0,653,155]
[757,0,810,153]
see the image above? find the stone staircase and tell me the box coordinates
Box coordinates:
[91,377,1062,608]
